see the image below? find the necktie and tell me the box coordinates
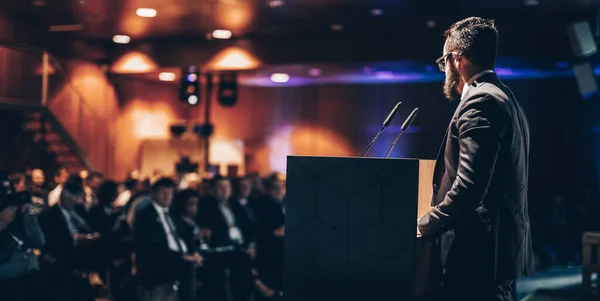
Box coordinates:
[163,211,186,253]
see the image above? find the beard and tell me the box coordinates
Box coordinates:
[443,63,462,101]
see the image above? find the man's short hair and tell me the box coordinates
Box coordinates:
[151,177,176,192]
[444,17,498,70]
[263,172,286,191]
[55,166,68,178]
[210,175,230,188]
[63,175,84,195]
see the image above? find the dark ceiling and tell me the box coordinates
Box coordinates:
[1,0,599,65]
[2,0,598,40]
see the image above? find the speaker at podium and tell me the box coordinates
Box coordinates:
[284,156,439,301]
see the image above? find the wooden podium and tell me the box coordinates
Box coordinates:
[284,156,438,301]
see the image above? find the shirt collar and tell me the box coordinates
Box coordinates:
[462,70,494,99]
[152,201,169,214]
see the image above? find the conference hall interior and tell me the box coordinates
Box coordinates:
[0,0,599,300]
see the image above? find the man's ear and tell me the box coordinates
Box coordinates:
[452,53,461,69]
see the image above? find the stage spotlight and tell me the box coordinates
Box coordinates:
[218,72,238,107]
[188,95,199,105]
[180,66,200,105]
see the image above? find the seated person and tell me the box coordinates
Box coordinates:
[197,176,254,301]
[0,181,47,301]
[254,173,286,300]
[39,175,98,301]
[134,178,203,301]
[88,180,132,300]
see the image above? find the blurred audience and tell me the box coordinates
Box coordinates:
[0,175,46,301]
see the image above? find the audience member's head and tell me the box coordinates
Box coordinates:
[173,189,200,218]
[238,176,252,199]
[124,177,138,191]
[96,180,119,207]
[138,178,151,192]
[54,167,69,186]
[213,176,232,202]
[60,175,84,210]
[31,169,45,187]
[8,172,27,193]
[151,177,176,208]
[264,172,286,202]
[248,172,265,195]
[86,171,104,190]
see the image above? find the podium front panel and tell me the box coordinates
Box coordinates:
[285,156,419,301]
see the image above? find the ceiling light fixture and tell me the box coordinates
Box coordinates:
[270,73,289,83]
[112,34,131,44]
[159,72,176,81]
[136,8,157,18]
[212,29,232,39]
[524,0,538,5]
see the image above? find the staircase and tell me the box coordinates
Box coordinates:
[0,105,91,174]
[0,42,94,174]
[23,110,90,172]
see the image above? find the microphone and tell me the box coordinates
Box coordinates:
[385,107,419,158]
[361,102,402,157]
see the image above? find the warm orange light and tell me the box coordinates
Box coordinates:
[217,4,252,31]
[204,47,261,71]
[120,15,151,38]
[136,8,157,18]
[158,72,176,81]
[33,62,56,76]
[209,139,245,176]
[265,125,355,172]
[129,105,172,139]
[111,51,158,74]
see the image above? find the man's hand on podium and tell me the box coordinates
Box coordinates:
[417,226,422,238]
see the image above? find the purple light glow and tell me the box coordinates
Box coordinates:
[375,71,395,79]
[494,68,514,75]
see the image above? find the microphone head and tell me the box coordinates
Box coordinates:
[383,102,402,127]
[400,108,419,132]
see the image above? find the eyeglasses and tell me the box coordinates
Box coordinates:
[435,51,461,72]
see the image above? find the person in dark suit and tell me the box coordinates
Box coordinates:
[254,173,286,300]
[88,180,133,300]
[196,176,254,301]
[38,175,97,301]
[416,17,535,301]
[134,178,203,301]
[0,195,47,301]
